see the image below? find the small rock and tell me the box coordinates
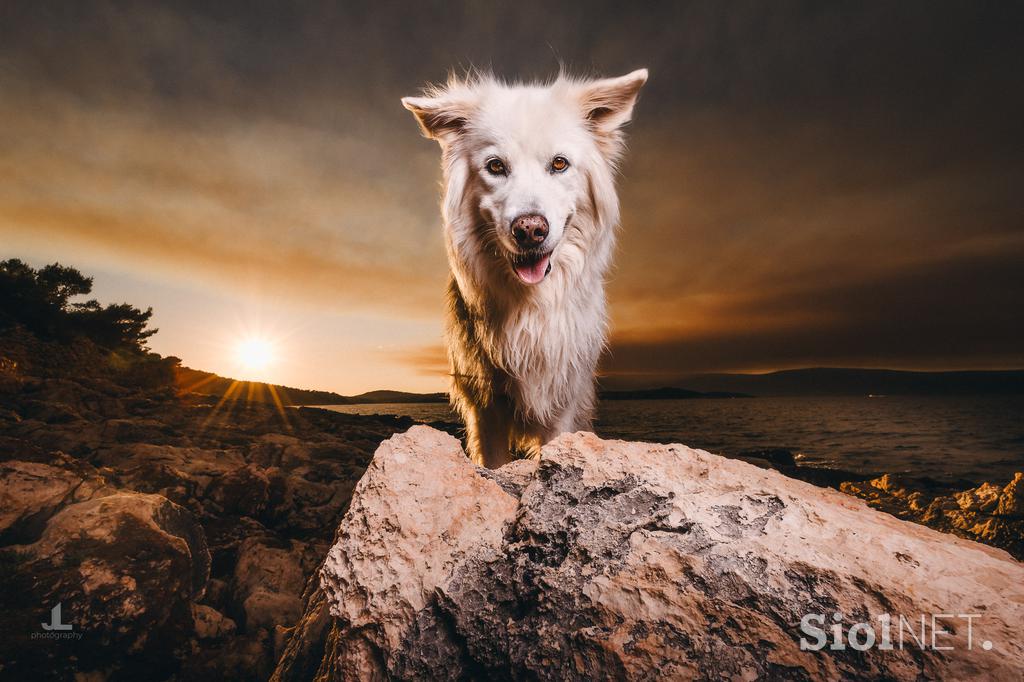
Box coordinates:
[193,604,237,640]
[231,537,308,632]
[997,472,1024,516]
[735,447,797,466]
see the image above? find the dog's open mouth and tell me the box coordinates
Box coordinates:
[511,252,552,285]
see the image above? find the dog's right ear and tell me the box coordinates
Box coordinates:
[401,94,472,144]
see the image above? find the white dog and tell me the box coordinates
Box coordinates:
[402,69,647,467]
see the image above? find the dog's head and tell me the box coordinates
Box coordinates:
[402,70,647,288]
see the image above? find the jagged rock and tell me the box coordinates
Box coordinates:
[9,416,106,456]
[102,416,181,444]
[271,578,335,682]
[841,472,1024,559]
[201,577,232,612]
[997,472,1024,516]
[231,536,317,633]
[0,455,109,543]
[736,447,797,467]
[0,492,211,680]
[194,604,238,640]
[309,426,1024,681]
[18,398,82,424]
[182,627,276,682]
[208,464,273,517]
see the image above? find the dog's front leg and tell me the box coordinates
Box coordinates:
[465,398,514,468]
[517,398,595,458]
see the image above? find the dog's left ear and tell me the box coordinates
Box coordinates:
[578,68,648,134]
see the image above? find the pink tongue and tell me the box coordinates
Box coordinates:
[514,254,550,284]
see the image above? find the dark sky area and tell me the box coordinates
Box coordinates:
[1,1,1022,391]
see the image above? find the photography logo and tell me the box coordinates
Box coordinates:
[32,603,82,641]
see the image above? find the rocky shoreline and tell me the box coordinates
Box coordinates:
[1,330,1021,680]
[0,331,441,680]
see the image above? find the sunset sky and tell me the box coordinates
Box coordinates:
[2,1,1022,393]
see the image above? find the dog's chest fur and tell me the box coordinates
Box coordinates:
[498,279,605,423]
[447,258,608,425]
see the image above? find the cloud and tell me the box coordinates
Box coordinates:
[0,76,448,315]
[389,343,449,378]
[2,1,1022,389]
[604,241,1024,378]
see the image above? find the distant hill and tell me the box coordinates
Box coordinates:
[174,366,354,405]
[174,367,448,406]
[599,387,749,400]
[666,368,1024,397]
[347,390,448,404]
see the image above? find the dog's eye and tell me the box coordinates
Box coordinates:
[485,158,507,176]
[551,156,570,173]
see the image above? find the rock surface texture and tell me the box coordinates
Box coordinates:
[310,426,1024,681]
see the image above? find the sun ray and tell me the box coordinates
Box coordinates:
[200,379,243,432]
[266,383,292,432]
[176,372,221,396]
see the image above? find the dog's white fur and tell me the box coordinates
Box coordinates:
[402,69,647,467]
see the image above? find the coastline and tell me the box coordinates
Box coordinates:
[2,329,1020,679]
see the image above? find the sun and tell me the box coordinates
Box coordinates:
[234,337,275,372]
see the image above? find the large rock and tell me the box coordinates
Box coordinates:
[231,536,320,633]
[0,455,110,544]
[311,426,1024,681]
[0,492,210,680]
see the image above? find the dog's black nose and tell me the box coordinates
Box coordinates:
[511,214,549,247]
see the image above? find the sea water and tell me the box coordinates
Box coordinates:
[318,396,1024,484]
